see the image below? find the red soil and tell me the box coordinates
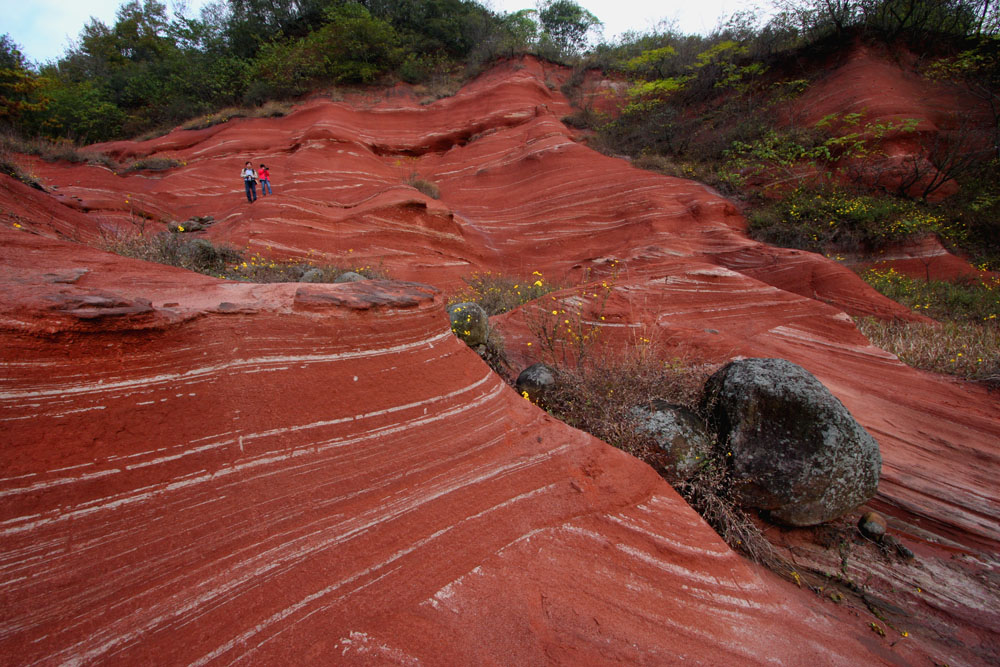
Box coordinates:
[1,55,997,664]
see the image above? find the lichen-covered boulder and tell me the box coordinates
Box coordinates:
[516,363,556,405]
[632,400,713,483]
[700,358,881,527]
[447,302,489,347]
[299,268,325,283]
[334,271,366,283]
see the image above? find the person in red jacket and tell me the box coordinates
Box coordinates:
[259,163,272,196]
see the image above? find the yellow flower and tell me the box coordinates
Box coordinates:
[552,310,558,315]
[12,223,21,229]
[521,390,530,400]
[177,225,185,232]
[526,342,532,346]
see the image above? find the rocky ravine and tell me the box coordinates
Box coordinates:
[1,56,998,664]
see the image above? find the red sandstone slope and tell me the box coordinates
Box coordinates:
[2,56,998,664]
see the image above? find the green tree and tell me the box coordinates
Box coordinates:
[0,35,47,126]
[537,0,601,55]
[250,3,401,99]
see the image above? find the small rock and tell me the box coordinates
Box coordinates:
[858,511,887,541]
[169,220,202,233]
[447,302,489,347]
[300,268,325,283]
[883,535,915,561]
[334,271,366,283]
[632,400,713,482]
[516,363,556,405]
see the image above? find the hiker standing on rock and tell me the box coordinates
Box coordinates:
[259,163,272,196]
[241,161,257,203]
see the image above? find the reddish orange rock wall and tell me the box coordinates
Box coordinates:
[2,55,997,664]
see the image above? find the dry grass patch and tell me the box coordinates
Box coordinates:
[854,317,999,382]
[180,101,293,131]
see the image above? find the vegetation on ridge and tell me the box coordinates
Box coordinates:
[99,228,387,282]
[0,0,603,142]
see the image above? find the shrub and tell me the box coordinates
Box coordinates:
[97,229,388,282]
[1,133,120,169]
[748,187,967,253]
[860,267,999,323]
[448,271,558,315]
[406,172,440,199]
[124,157,182,172]
[225,252,387,282]
[98,230,243,275]
[0,143,43,190]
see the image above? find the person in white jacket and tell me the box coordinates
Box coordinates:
[241,161,257,203]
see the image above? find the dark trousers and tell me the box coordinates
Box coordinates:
[245,180,257,202]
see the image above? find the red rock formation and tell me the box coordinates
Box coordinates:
[2,56,998,664]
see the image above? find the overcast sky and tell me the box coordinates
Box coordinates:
[7,0,775,65]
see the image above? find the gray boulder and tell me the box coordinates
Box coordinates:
[700,358,881,527]
[299,268,325,283]
[447,302,489,347]
[334,271,367,283]
[516,363,556,405]
[632,400,713,483]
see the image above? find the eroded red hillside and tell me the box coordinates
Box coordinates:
[2,56,998,664]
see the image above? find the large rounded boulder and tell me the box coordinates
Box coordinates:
[700,358,881,527]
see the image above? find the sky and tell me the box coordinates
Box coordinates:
[6,0,775,66]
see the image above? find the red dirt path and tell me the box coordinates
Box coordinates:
[2,56,998,664]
